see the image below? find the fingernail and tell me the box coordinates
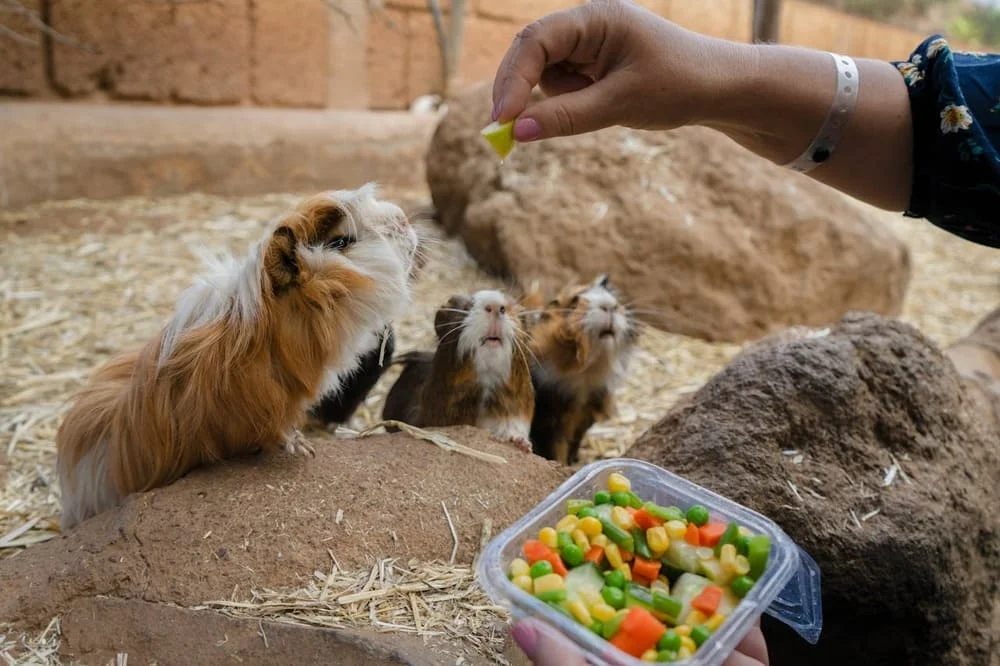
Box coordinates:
[514,118,541,142]
[491,101,501,121]
[511,621,539,655]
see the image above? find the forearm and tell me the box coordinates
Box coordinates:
[699,42,913,211]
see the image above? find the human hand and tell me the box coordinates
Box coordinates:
[490,0,752,142]
[511,617,769,665]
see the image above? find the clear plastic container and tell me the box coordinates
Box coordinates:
[477,458,823,665]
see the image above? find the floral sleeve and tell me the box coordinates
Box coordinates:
[892,36,1000,248]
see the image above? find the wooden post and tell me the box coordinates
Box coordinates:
[753,0,782,43]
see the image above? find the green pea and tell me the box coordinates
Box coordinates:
[561,544,585,567]
[657,630,682,652]
[656,650,678,662]
[736,535,752,557]
[557,531,574,551]
[601,613,625,639]
[611,491,633,507]
[590,619,604,636]
[691,625,712,647]
[529,560,553,578]
[686,504,710,527]
[577,506,599,520]
[594,490,612,505]
[567,499,593,515]
[731,575,755,598]
[537,589,567,603]
[604,569,626,589]
[601,585,626,610]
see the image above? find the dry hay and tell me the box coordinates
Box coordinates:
[0,618,61,666]
[2,188,1000,662]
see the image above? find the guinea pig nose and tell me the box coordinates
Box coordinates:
[485,304,493,314]
[499,305,507,315]
[600,304,613,313]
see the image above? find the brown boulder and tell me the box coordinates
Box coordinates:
[426,84,911,343]
[627,313,1000,665]
[0,427,568,663]
[947,305,1000,397]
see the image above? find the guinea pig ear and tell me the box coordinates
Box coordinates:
[306,201,348,247]
[264,226,299,295]
[595,274,610,288]
[434,295,472,340]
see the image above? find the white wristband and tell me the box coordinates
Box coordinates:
[784,52,859,174]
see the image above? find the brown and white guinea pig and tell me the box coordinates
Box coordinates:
[56,184,418,530]
[526,274,639,465]
[382,290,535,451]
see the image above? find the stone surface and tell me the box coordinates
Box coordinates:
[367,8,409,108]
[474,0,576,23]
[252,0,329,107]
[0,103,437,209]
[0,427,567,634]
[457,17,520,86]
[628,313,1000,666]
[0,0,45,95]
[426,84,912,343]
[328,0,371,109]
[48,0,249,104]
[407,10,444,100]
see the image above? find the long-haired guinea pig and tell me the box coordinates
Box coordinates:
[381,290,535,451]
[309,325,395,427]
[56,184,418,530]
[526,274,639,465]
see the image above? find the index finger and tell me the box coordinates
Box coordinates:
[491,5,595,123]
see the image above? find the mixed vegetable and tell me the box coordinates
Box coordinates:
[507,472,771,662]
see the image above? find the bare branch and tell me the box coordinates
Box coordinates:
[0,21,34,45]
[0,0,98,53]
[427,0,449,90]
[322,0,357,33]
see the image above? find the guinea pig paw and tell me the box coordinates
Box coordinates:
[509,437,533,454]
[283,430,316,458]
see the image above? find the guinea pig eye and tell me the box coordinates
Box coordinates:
[325,235,356,251]
[570,295,580,306]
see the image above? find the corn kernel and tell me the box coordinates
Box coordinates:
[646,526,669,555]
[591,603,617,622]
[591,534,609,548]
[608,472,631,493]
[706,613,727,632]
[696,547,715,561]
[641,649,659,662]
[567,599,593,626]
[572,528,591,552]
[538,527,558,549]
[617,563,632,581]
[720,544,738,572]
[678,646,694,659]
[578,516,603,537]
[686,610,709,626]
[533,573,565,595]
[734,554,751,576]
[556,515,580,533]
[509,558,530,578]
[680,636,697,653]
[512,574,533,593]
[650,578,670,595]
[675,625,692,637]
[666,520,688,540]
[611,506,635,530]
[605,543,624,569]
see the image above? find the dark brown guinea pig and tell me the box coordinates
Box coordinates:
[382,290,535,451]
[527,274,640,465]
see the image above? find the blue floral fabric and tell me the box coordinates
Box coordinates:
[892,36,1000,247]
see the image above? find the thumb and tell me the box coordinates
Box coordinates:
[511,76,627,142]
[511,618,590,666]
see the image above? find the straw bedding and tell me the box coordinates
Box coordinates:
[2,189,998,662]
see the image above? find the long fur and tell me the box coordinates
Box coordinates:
[57,185,417,529]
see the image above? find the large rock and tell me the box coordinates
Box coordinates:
[426,84,911,343]
[947,305,1000,397]
[627,313,1000,666]
[0,427,568,664]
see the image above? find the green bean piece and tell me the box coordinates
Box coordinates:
[601,585,626,610]
[691,625,712,647]
[657,630,682,652]
[529,560,553,578]
[604,569,626,589]
[557,530,574,551]
[656,650,679,662]
[561,544,585,567]
[577,506,599,520]
[652,591,683,620]
[567,499,594,515]
[626,492,644,509]
[594,490,612,505]
[714,521,741,557]
[632,528,653,560]
[599,518,635,553]
[643,502,685,523]
[590,619,604,636]
[601,613,625,639]
[686,505,710,527]
[537,589,567,603]
[748,535,771,579]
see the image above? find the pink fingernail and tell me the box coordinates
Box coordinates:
[514,118,541,141]
[511,621,539,655]
[491,102,501,121]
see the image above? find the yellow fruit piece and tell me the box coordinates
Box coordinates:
[734,554,751,576]
[538,527,558,549]
[647,526,669,555]
[666,520,688,540]
[480,120,516,160]
[533,573,565,595]
[618,563,633,582]
[591,603,617,623]
[641,649,659,662]
[509,558,530,578]
[572,529,591,552]
[720,544,739,572]
[706,613,727,632]
[681,636,697,653]
[686,610,709,626]
[608,472,631,493]
[612,506,635,531]
[675,625,692,637]
[605,543,624,569]
[512,574,533,593]
[578,517,603,537]
[567,599,593,626]
[556,514,580,533]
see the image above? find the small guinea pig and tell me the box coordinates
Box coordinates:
[56,184,418,530]
[309,325,395,427]
[382,290,535,450]
[527,274,639,465]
